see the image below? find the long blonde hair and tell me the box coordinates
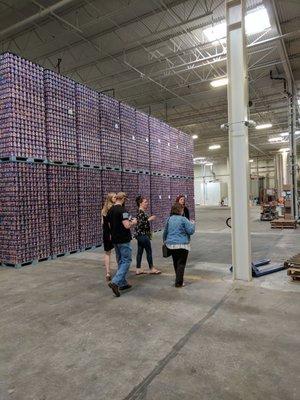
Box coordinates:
[102,192,116,217]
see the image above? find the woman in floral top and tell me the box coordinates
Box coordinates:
[135,196,161,275]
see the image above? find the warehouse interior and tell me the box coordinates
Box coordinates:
[1,1,300,399]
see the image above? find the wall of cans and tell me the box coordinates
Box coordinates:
[0,52,194,267]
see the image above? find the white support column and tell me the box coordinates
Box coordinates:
[226,0,252,281]
[227,157,232,207]
[275,154,283,196]
[289,94,298,219]
[282,150,289,185]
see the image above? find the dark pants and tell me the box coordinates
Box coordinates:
[170,249,189,286]
[136,235,153,269]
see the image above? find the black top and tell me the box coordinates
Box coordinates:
[135,209,151,237]
[183,206,190,220]
[102,215,110,238]
[107,204,132,244]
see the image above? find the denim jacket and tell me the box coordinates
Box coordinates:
[163,215,195,245]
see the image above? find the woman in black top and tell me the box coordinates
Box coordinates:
[101,192,116,281]
[135,196,161,275]
[176,194,190,220]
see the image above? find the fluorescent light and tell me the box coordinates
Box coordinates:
[256,123,272,130]
[249,159,254,163]
[281,131,300,136]
[205,162,213,166]
[279,148,290,152]
[203,6,270,43]
[246,6,271,35]
[268,137,284,143]
[210,78,228,88]
[209,144,221,150]
[193,157,207,165]
[192,134,198,139]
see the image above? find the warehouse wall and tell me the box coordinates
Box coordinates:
[194,158,276,206]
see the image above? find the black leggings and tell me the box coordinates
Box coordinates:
[136,235,153,269]
[169,249,189,286]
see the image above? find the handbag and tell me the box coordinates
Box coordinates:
[162,243,171,258]
[162,218,171,258]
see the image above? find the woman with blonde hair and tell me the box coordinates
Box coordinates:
[101,192,117,281]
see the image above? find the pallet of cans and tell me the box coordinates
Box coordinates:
[44,70,77,164]
[121,172,139,216]
[48,165,79,256]
[0,52,195,267]
[149,116,162,174]
[0,52,46,161]
[78,168,102,250]
[101,170,122,203]
[120,103,137,171]
[150,175,165,231]
[170,127,180,177]
[136,111,150,172]
[138,173,151,204]
[76,84,101,167]
[99,93,121,168]
[160,121,171,176]
[0,162,50,267]
[170,178,186,203]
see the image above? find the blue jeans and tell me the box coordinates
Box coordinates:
[112,242,132,287]
[136,235,153,269]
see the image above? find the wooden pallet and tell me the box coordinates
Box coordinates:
[285,253,300,265]
[270,219,297,229]
[287,267,300,281]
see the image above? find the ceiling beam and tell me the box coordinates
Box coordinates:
[0,0,77,39]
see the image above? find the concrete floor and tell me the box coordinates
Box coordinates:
[1,206,299,400]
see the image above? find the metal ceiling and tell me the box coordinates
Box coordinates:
[0,0,300,162]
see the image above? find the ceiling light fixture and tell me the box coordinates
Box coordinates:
[280,131,300,136]
[205,162,213,166]
[192,134,198,139]
[249,159,254,163]
[209,144,221,150]
[279,148,290,152]
[256,123,272,130]
[203,6,270,43]
[210,78,228,88]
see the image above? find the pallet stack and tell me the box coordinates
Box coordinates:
[270,219,297,229]
[0,52,194,268]
[285,254,300,281]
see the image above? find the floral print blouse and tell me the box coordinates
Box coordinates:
[135,209,151,237]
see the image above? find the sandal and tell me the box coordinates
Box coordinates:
[148,268,161,275]
[136,270,145,275]
[105,274,111,282]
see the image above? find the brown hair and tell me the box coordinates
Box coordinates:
[170,203,183,216]
[136,195,145,207]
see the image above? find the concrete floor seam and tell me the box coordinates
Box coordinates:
[122,287,234,400]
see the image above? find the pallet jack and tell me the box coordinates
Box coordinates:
[226,218,287,277]
[229,259,287,277]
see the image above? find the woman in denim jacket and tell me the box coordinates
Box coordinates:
[163,203,195,287]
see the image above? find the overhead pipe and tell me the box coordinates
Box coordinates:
[0,0,76,38]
